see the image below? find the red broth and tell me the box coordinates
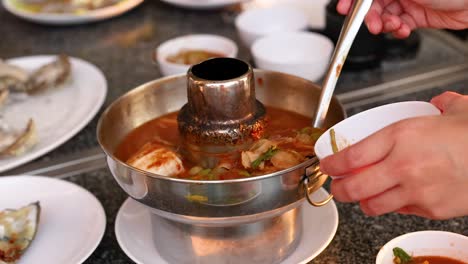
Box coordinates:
[410,256,467,264]
[115,106,323,180]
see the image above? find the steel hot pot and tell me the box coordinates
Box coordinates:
[98,58,345,264]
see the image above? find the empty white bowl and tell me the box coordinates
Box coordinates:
[251,31,334,82]
[155,34,238,76]
[376,231,468,264]
[314,101,441,175]
[235,6,308,47]
[242,0,330,30]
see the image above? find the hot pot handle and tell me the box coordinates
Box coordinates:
[302,159,334,207]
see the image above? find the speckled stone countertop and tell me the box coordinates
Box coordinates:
[71,164,468,264]
[1,1,468,263]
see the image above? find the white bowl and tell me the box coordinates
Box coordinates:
[242,0,329,30]
[314,101,441,176]
[251,31,334,82]
[376,231,468,264]
[235,6,308,47]
[155,34,238,76]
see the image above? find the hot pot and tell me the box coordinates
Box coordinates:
[98,58,345,263]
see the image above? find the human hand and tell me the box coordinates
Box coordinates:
[320,92,468,220]
[337,0,468,38]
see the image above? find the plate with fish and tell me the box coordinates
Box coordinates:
[0,55,107,173]
[0,175,106,264]
[2,0,144,25]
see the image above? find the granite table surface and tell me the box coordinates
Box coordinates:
[1,1,468,263]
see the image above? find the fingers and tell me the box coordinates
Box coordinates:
[396,205,429,217]
[381,13,402,33]
[360,186,408,216]
[378,12,414,38]
[362,1,415,38]
[320,126,395,176]
[384,1,403,15]
[396,205,448,219]
[336,0,353,15]
[365,9,384,34]
[392,24,412,38]
[365,1,385,34]
[399,12,418,29]
[365,0,400,35]
[431,91,461,112]
[386,8,416,38]
[339,0,413,38]
[330,161,399,203]
[430,91,464,114]
[382,12,414,38]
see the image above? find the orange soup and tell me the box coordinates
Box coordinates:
[116,106,323,180]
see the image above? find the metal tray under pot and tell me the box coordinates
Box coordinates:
[98,58,345,263]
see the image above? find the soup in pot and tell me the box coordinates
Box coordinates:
[115,106,324,180]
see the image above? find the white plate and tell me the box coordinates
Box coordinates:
[160,0,249,10]
[2,0,144,25]
[0,175,106,264]
[242,0,330,29]
[115,188,339,264]
[0,55,107,173]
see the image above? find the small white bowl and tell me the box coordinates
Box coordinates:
[155,34,238,76]
[242,0,329,30]
[251,31,334,82]
[314,101,441,176]
[376,231,468,264]
[235,6,308,47]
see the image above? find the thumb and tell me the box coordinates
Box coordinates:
[430,91,468,115]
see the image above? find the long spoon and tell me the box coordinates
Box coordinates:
[313,0,373,128]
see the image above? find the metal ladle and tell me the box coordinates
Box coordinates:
[313,0,373,128]
[304,0,373,207]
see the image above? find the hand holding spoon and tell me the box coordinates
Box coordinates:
[313,0,373,128]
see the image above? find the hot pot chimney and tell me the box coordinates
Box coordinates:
[177,58,266,168]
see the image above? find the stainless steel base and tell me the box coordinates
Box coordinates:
[150,207,303,264]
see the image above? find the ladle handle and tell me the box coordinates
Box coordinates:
[313,0,373,128]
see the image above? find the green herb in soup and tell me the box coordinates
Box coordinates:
[330,128,339,154]
[115,107,326,180]
[393,247,412,264]
[251,146,278,169]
